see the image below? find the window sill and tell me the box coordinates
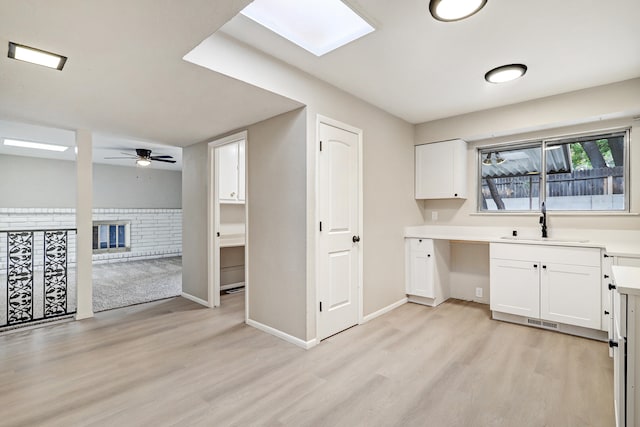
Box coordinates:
[471,211,639,217]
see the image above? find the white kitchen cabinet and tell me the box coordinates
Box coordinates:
[490,258,540,318]
[490,243,601,330]
[405,238,450,306]
[611,265,640,427]
[218,139,245,204]
[415,139,467,200]
[540,262,601,329]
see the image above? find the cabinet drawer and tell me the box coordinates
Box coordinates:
[490,243,600,267]
[408,238,434,253]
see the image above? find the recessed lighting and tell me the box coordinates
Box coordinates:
[429,0,487,22]
[485,64,527,84]
[3,138,69,152]
[136,158,151,167]
[240,0,375,56]
[8,42,67,70]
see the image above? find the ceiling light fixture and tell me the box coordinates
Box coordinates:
[429,0,487,22]
[240,0,374,56]
[3,138,69,152]
[8,42,67,70]
[485,64,527,84]
[136,158,151,167]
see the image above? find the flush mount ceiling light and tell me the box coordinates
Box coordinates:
[8,42,67,70]
[3,138,69,152]
[429,0,487,22]
[240,0,375,56]
[485,64,527,84]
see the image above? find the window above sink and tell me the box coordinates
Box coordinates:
[478,129,629,213]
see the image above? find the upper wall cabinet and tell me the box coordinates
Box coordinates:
[415,139,467,200]
[218,139,245,204]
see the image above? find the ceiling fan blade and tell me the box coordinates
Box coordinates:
[150,155,174,159]
[120,152,137,157]
[153,158,177,163]
[104,156,137,159]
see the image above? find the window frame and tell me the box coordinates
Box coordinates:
[477,128,630,213]
[92,221,131,254]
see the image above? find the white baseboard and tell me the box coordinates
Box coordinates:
[362,297,408,323]
[247,318,316,350]
[75,310,94,320]
[181,292,212,308]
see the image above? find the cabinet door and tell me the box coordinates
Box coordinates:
[415,139,466,200]
[540,263,600,329]
[490,258,540,318]
[408,239,435,298]
[218,142,239,202]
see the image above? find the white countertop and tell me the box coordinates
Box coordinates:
[612,266,640,296]
[404,225,640,257]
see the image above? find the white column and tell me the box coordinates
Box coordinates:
[75,129,93,319]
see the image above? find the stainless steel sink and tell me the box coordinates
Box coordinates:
[500,236,589,244]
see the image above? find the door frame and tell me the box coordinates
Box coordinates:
[315,115,364,341]
[207,130,249,315]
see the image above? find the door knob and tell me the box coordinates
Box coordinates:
[352,235,360,243]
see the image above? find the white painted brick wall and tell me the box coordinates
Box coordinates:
[0,208,182,273]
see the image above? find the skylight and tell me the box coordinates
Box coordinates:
[240,0,374,57]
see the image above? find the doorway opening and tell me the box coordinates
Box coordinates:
[208,132,248,316]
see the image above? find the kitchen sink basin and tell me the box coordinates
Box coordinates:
[500,236,589,244]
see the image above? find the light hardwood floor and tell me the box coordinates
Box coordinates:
[0,294,613,426]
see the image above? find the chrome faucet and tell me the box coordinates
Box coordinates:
[539,202,548,238]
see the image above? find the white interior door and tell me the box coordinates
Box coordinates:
[318,120,360,341]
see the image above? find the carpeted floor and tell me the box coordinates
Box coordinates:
[92,256,182,312]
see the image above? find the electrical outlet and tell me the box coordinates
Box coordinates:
[475,287,483,298]
[431,211,438,221]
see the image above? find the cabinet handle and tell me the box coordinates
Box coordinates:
[454,193,458,197]
[609,283,617,290]
[604,310,610,315]
[427,254,431,257]
[609,340,619,348]
[542,265,547,269]
[533,264,538,268]
[604,274,609,279]
[418,239,422,242]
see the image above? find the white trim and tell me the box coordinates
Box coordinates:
[181,292,212,308]
[315,115,364,340]
[207,131,248,309]
[75,310,94,320]
[362,298,408,323]
[247,318,317,350]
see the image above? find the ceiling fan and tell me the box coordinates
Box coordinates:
[105,148,176,166]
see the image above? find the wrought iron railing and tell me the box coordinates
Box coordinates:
[1,229,77,329]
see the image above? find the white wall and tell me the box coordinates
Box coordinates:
[0,155,182,208]
[182,34,423,342]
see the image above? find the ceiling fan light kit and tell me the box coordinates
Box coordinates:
[104,148,176,166]
[429,0,487,22]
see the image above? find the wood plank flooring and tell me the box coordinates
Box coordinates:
[0,294,613,426]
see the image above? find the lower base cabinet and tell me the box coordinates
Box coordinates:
[405,238,449,306]
[490,243,602,330]
[612,266,640,427]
